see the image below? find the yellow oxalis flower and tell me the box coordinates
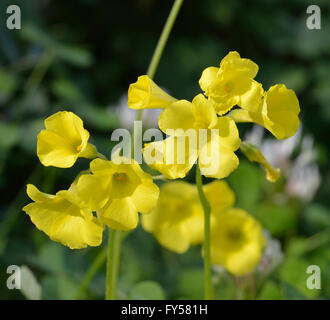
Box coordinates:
[210,208,266,276]
[240,142,280,182]
[128,75,177,110]
[75,157,159,231]
[199,51,260,115]
[37,111,98,168]
[230,84,300,140]
[142,180,235,253]
[23,183,104,249]
[143,94,241,179]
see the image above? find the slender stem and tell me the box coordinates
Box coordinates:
[136,0,184,122]
[104,0,184,300]
[75,247,107,300]
[24,50,55,93]
[195,164,212,300]
[105,228,122,300]
[146,0,184,79]
[97,152,107,160]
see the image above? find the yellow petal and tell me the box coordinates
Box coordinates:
[74,174,110,211]
[99,197,138,230]
[153,223,191,253]
[158,99,195,134]
[210,208,266,276]
[262,84,300,139]
[141,181,202,253]
[199,52,259,115]
[191,94,218,129]
[79,143,98,159]
[50,211,103,249]
[203,180,235,213]
[143,136,197,179]
[37,111,91,168]
[128,75,177,110]
[215,116,241,151]
[26,184,54,202]
[240,142,280,182]
[37,130,79,168]
[44,111,89,146]
[198,116,240,179]
[239,80,264,113]
[220,51,259,78]
[199,142,239,179]
[130,180,159,214]
[199,66,219,96]
[23,187,103,249]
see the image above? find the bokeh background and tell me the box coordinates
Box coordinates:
[0,0,329,300]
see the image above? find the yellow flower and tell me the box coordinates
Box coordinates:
[240,142,280,182]
[128,75,177,110]
[230,84,300,140]
[199,51,260,115]
[143,94,241,179]
[23,183,104,249]
[75,157,159,231]
[210,208,266,276]
[142,180,235,253]
[37,111,98,168]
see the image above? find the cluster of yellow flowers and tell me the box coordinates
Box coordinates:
[23,51,300,276]
[23,111,160,249]
[143,180,265,275]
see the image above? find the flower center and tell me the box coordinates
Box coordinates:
[113,173,127,182]
[227,229,243,242]
[76,145,83,152]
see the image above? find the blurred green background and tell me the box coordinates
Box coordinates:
[0,0,329,300]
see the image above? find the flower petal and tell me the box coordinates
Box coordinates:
[130,180,159,214]
[240,142,280,182]
[99,197,138,230]
[37,130,79,168]
[203,180,235,213]
[44,111,89,148]
[199,66,219,96]
[143,136,197,179]
[128,75,177,110]
[158,100,195,134]
[23,189,103,249]
[220,51,259,78]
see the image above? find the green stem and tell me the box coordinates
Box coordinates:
[75,247,107,300]
[105,228,122,300]
[136,0,184,122]
[195,164,212,300]
[24,50,55,93]
[97,152,107,160]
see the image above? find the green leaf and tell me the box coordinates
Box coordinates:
[303,204,330,231]
[0,122,20,150]
[177,268,204,300]
[228,160,263,211]
[36,242,65,273]
[20,265,42,300]
[286,237,309,257]
[279,257,320,299]
[258,281,282,300]
[21,24,93,67]
[129,281,165,300]
[58,275,79,300]
[255,204,297,237]
[52,78,120,130]
[0,69,17,103]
